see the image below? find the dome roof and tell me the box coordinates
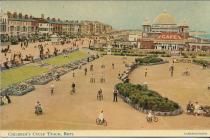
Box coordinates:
[153,11,176,25]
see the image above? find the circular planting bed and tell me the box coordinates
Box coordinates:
[117,55,181,116]
[135,55,166,65]
[116,83,182,116]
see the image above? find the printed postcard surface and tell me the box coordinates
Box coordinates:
[0,0,210,138]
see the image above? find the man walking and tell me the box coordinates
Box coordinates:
[84,68,87,76]
[169,65,174,77]
[73,70,75,78]
[71,82,76,94]
[145,68,148,78]
[113,89,118,102]
[50,83,55,96]
[112,63,115,69]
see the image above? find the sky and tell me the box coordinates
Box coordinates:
[1,1,210,32]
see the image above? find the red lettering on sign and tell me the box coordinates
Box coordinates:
[157,32,182,40]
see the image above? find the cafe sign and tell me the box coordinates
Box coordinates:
[158,33,182,40]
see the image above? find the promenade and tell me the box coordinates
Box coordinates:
[1,54,210,130]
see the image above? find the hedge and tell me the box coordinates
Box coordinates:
[115,83,180,112]
[193,59,209,65]
[135,55,163,65]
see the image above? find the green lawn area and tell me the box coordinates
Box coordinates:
[197,56,210,62]
[0,65,48,89]
[42,51,88,66]
[0,51,88,89]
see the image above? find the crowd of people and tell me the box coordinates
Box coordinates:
[1,38,91,70]
[186,101,210,116]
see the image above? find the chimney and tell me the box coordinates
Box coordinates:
[25,14,28,19]
[18,13,22,18]
[13,12,17,18]
[41,14,44,19]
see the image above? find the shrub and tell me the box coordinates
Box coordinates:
[191,55,196,58]
[182,53,189,58]
[193,59,209,65]
[115,83,180,112]
[198,53,207,56]
[135,55,163,64]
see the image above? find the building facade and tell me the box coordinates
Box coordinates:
[0,11,112,39]
[140,10,189,51]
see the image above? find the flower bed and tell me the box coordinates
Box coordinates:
[0,83,35,96]
[115,83,182,116]
[135,55,164,65]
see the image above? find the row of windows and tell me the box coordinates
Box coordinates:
[9,21,31,26]
[0,18,7,24]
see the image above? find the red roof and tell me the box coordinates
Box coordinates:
[157,32,183,40]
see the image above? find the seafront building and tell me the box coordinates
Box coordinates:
[0,11,113,38]
[140,10,210,52]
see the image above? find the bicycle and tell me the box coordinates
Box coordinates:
[146,115,158,122]
[96,118,107,126]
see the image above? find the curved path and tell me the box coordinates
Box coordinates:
[1,55,210,130]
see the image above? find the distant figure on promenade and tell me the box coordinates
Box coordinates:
[90,73,95,83]
[101,64,105,69]
[35,101,43,115]
[208,83,210,90]
[194,102,202,116]
[50,83,55,96]
[84,68,87,76]
[71,82,76,94]
[90,64,93,72]
[100,72,105,83]
[183,67,190,76]
[145,68,148,78]
[186,101,194,113]
[5,95,11,104]
[3,58,10,69]
[73,70,75,78]
[97,88,103,101]
[98,110,104,123]
[203,63,207,69]
[113,89,118,102]
[169,64,174,77]
[112,63,115,69]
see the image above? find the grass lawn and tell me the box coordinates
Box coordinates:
[197,56,210,62]
[42,51,88,66]
[0,65,48,89]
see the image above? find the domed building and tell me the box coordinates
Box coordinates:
[140,10,189,51]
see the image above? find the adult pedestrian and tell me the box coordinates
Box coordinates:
[170,65,174,77]
[84,68,87,76]
[90,64,93,72]
[71,82,76,94]
[73,70,75,78]
[113,89,118,102]
[112,63,115,69]
[145,68,148,78]
[5,94,11,104]
[50,83,55,96]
